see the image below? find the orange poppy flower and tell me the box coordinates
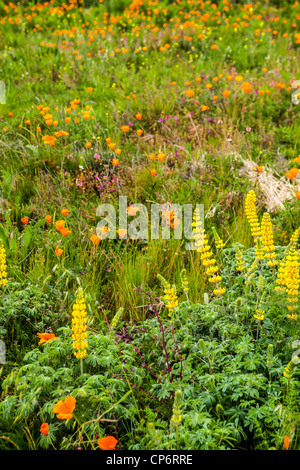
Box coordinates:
[37,333,57,345]
[98,436,118,450]
[45,215,52,223]
[136,129,143,136]
[149,153,155,160]
[53,396,76,420]
[61,209,69,217]
[55,220,65,232]
[117,228,127,238]
[136,113,142,120]
[86,87,93,93]
[257,166,263,174]
[296,191,300,200]
[222,90,230,97]
[112,158,119,166]
[121,125,129,132]
[108,143,116,150]
[85,142,92,148]
[151,169,157,177]
[115,148,121,155]
[286,168,299,180]
[21,217,29,225]
[90,234,101,245]
[184,90,194,98]
[157,152,165,162]
[127,206,138,216]
[40,423,49,436]
[55,246,63,257]
[293,155,300,164]
[60,228,71,237]
[201,105,210,112]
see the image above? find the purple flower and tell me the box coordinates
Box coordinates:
[246,127,251,132]
[94,153,101,161]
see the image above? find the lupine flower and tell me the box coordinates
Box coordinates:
[0,240,8,287]
[71,288,88,359]
[245,191,261,242]
[261,213,278,267]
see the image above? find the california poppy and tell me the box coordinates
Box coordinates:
[151,169,157,177]
[61,209,69,217]
[136,113,142,120]
[296,192,300,200]
[37,333,57,345]
[55,246,63,257]
[60,228,71,237]
[222,90,230,97]
[257,166,263,174]
[21,217,29,225]
[90,234,101,245]
[284,436,289,450]
[286,168,299,180]
[40,423,49,436]
[53,396,76,420]
[45,215,52,223]
[55,220,65,232]
[98,436,118,450]
[117,229,127,239]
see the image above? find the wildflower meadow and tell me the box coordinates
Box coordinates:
[0,0,299,454]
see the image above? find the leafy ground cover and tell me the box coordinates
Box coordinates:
[0,0,299,451]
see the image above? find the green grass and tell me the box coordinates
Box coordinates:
[0,0,299,451]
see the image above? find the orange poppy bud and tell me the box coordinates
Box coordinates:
[284,436,289,450]
[40,423,49,436]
